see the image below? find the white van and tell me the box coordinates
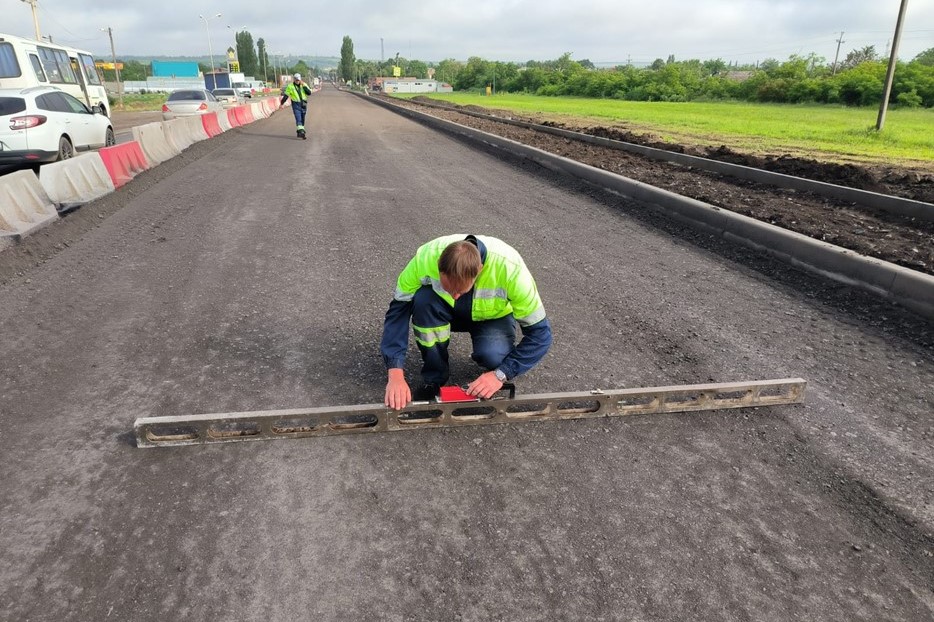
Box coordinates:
[0,32,110,116]
[232,81,253,99]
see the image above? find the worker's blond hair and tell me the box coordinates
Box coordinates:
[439,241,482,285]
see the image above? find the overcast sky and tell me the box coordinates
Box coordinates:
[5,0,933,65]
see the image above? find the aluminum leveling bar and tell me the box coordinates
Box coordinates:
[133,378,806,448]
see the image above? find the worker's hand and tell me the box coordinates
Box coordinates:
[466,371,504,400]
[385,369,411,410]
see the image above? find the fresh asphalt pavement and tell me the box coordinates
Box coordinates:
[0,87,931,621]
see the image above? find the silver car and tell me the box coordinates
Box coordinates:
[161,88,224,120]
[211,88,242,109]
[0,86,115,165]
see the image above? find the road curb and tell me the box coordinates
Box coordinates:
[357,92,934,321]
[404,96,934,223]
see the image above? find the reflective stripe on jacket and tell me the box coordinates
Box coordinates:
[393,234,546,326]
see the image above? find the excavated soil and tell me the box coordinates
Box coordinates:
[405,96,934,276]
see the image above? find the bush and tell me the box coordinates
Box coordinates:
[896,89,923,107]
[833,62,885,106]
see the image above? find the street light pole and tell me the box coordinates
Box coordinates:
[20,0,41,40]
[101,26,123,110]
[198,13,222,89]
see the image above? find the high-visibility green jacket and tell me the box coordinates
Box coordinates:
[394,234,546,325]
[280,81,311,103]
[381,234,552,378]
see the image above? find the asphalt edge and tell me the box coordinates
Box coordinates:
[354,91,934,322]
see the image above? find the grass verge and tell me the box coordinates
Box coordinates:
[394,93,934,167]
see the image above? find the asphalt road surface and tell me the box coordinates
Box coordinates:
[1,87,932,621]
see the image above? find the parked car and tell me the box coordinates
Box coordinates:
[211,88,242,109]
[0,85,115,165]
[161,89,224,120]
[231,82,253,99]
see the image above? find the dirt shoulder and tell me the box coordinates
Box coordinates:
[416,96,934,198]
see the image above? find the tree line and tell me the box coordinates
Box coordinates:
[339,41,934,108]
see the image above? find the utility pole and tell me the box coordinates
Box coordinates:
[102,27,123,110]
[831,31,845,75]
[877,0,910,131]
[20,0,41,40]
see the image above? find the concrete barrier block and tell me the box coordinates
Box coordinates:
[250,102,267,119]
[183,115,210,142]
[39,153,116,207]
[0,169,58,240]
[97,141,150,188]
[132,122,179,165]
[162,119,194,152]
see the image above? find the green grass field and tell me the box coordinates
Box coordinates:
[114,93,167,112]
[395,93,934,166]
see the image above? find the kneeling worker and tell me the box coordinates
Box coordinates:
[381,234,553,409]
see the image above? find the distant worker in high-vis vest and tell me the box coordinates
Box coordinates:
[381,234,553,409]
[279,73,312,139]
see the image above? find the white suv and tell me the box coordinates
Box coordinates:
[0,86,115,165]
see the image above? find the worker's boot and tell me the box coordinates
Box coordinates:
[411,383,441,402]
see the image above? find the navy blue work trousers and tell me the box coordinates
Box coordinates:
[290,100,307,127]
[412,285,516,385]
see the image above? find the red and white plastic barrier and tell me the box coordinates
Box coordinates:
[98,142,150,188]
[2,98,286,244]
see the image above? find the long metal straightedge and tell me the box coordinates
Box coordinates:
[133,378,806,448]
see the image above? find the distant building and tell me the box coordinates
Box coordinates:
[151,60,200,78]
[725,71,755,82]
[369,77,452,93]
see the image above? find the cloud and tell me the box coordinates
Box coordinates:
[4,0,932,64]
